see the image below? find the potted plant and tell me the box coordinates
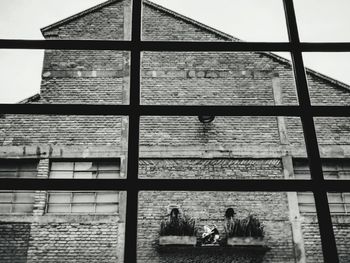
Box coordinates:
[159,209,197,246]
[225,214,265,246]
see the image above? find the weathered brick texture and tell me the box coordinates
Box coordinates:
[301,215,350,263]
[0,115,121,147]
[42,0,125,40]
[140,116,280,147]
[139,159,282,179]
[0,223,31,263]
[27,222,119,263]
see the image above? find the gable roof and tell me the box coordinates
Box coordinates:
[41,0,121,33]
[40,0,350,92]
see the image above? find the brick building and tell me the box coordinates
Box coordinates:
[0,0,350,262]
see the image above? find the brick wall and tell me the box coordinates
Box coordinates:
[27,221,119,262]
[139,159,282,179]
[1,0,350,262]
[0,223,31,263]
[42,0,125,40]
[301,215,350,263]
[0,115,122,147]
[138,191,295,263]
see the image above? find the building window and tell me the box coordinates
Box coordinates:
[0,160,38,213]
[0,159,38,178]
[46,191,119,213]
[298,192,350,214]
[295,159,350,214]
[50,160,120,179]
[0,191,35,213]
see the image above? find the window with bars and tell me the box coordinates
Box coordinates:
[46,191,119,213]
[50,160,121,179]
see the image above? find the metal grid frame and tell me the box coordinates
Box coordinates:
[1,0,350,262]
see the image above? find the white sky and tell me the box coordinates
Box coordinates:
[0,0,349,103]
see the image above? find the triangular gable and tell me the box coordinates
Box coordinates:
[41,0,120,34]
[40,0,350,92]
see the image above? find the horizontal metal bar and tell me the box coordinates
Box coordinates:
[0,178,349,191]
[1,104,350,116]
[1,40,350,52]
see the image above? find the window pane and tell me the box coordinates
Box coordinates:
[302,53,350,106]
[99,161,120,170]
[12,204,34,213]
[0,192,12,203]
[141,52,298,106]
[17,171,38,178]
[344,193,350,203]
[71,204,94,213]
[96,192,119,203]
[47,204,70,213]
[0,171,17,178]
[50,171,73,179]
[0,49,130,105]
[74,171,95,179]
[51,162,74,171]
[0,160,38,178]
[49,193,71,203]
[140,116,307,180]
[14,192,35,203]
[0,204,12,213]
[329,204,345,214]
[138,191,324,262]
[142,0,288,42]
[329,190,350,263]
[328,193,343,203]
[314,118,350,177]
[74,162,96,171]
[294,0,350,42]
[3,190,127,261]
[97,171,119,179]
[72,193,95,203]
[96,204,118,213]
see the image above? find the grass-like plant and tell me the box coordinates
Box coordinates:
[225,215,264,238]
[160,214,197,236]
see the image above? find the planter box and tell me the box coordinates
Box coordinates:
[159,236,197,246]
[227,237,265,246]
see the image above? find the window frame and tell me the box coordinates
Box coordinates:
[0,0,349,262]
[46,191,120,214]
[49,159,121,179]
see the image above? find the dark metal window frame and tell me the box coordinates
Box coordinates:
[0,0,350,262]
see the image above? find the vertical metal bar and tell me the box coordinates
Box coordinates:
[282,0,338,261]
[124,0,142,262]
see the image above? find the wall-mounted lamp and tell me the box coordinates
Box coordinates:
[198,115,215,123]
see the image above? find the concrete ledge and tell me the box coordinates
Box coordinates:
[159,236,197,246]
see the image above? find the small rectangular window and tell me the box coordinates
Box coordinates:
[47,191,119,214]
[0,191,35,214]
[0,159,38,178]
[50,160,120,179]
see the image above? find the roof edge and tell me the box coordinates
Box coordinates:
[144,1,350,91]
[41,0,121,34]
[40,0,350,92]
[262,52,350,92]
[143,0,240,42]
[17,94,41,104]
